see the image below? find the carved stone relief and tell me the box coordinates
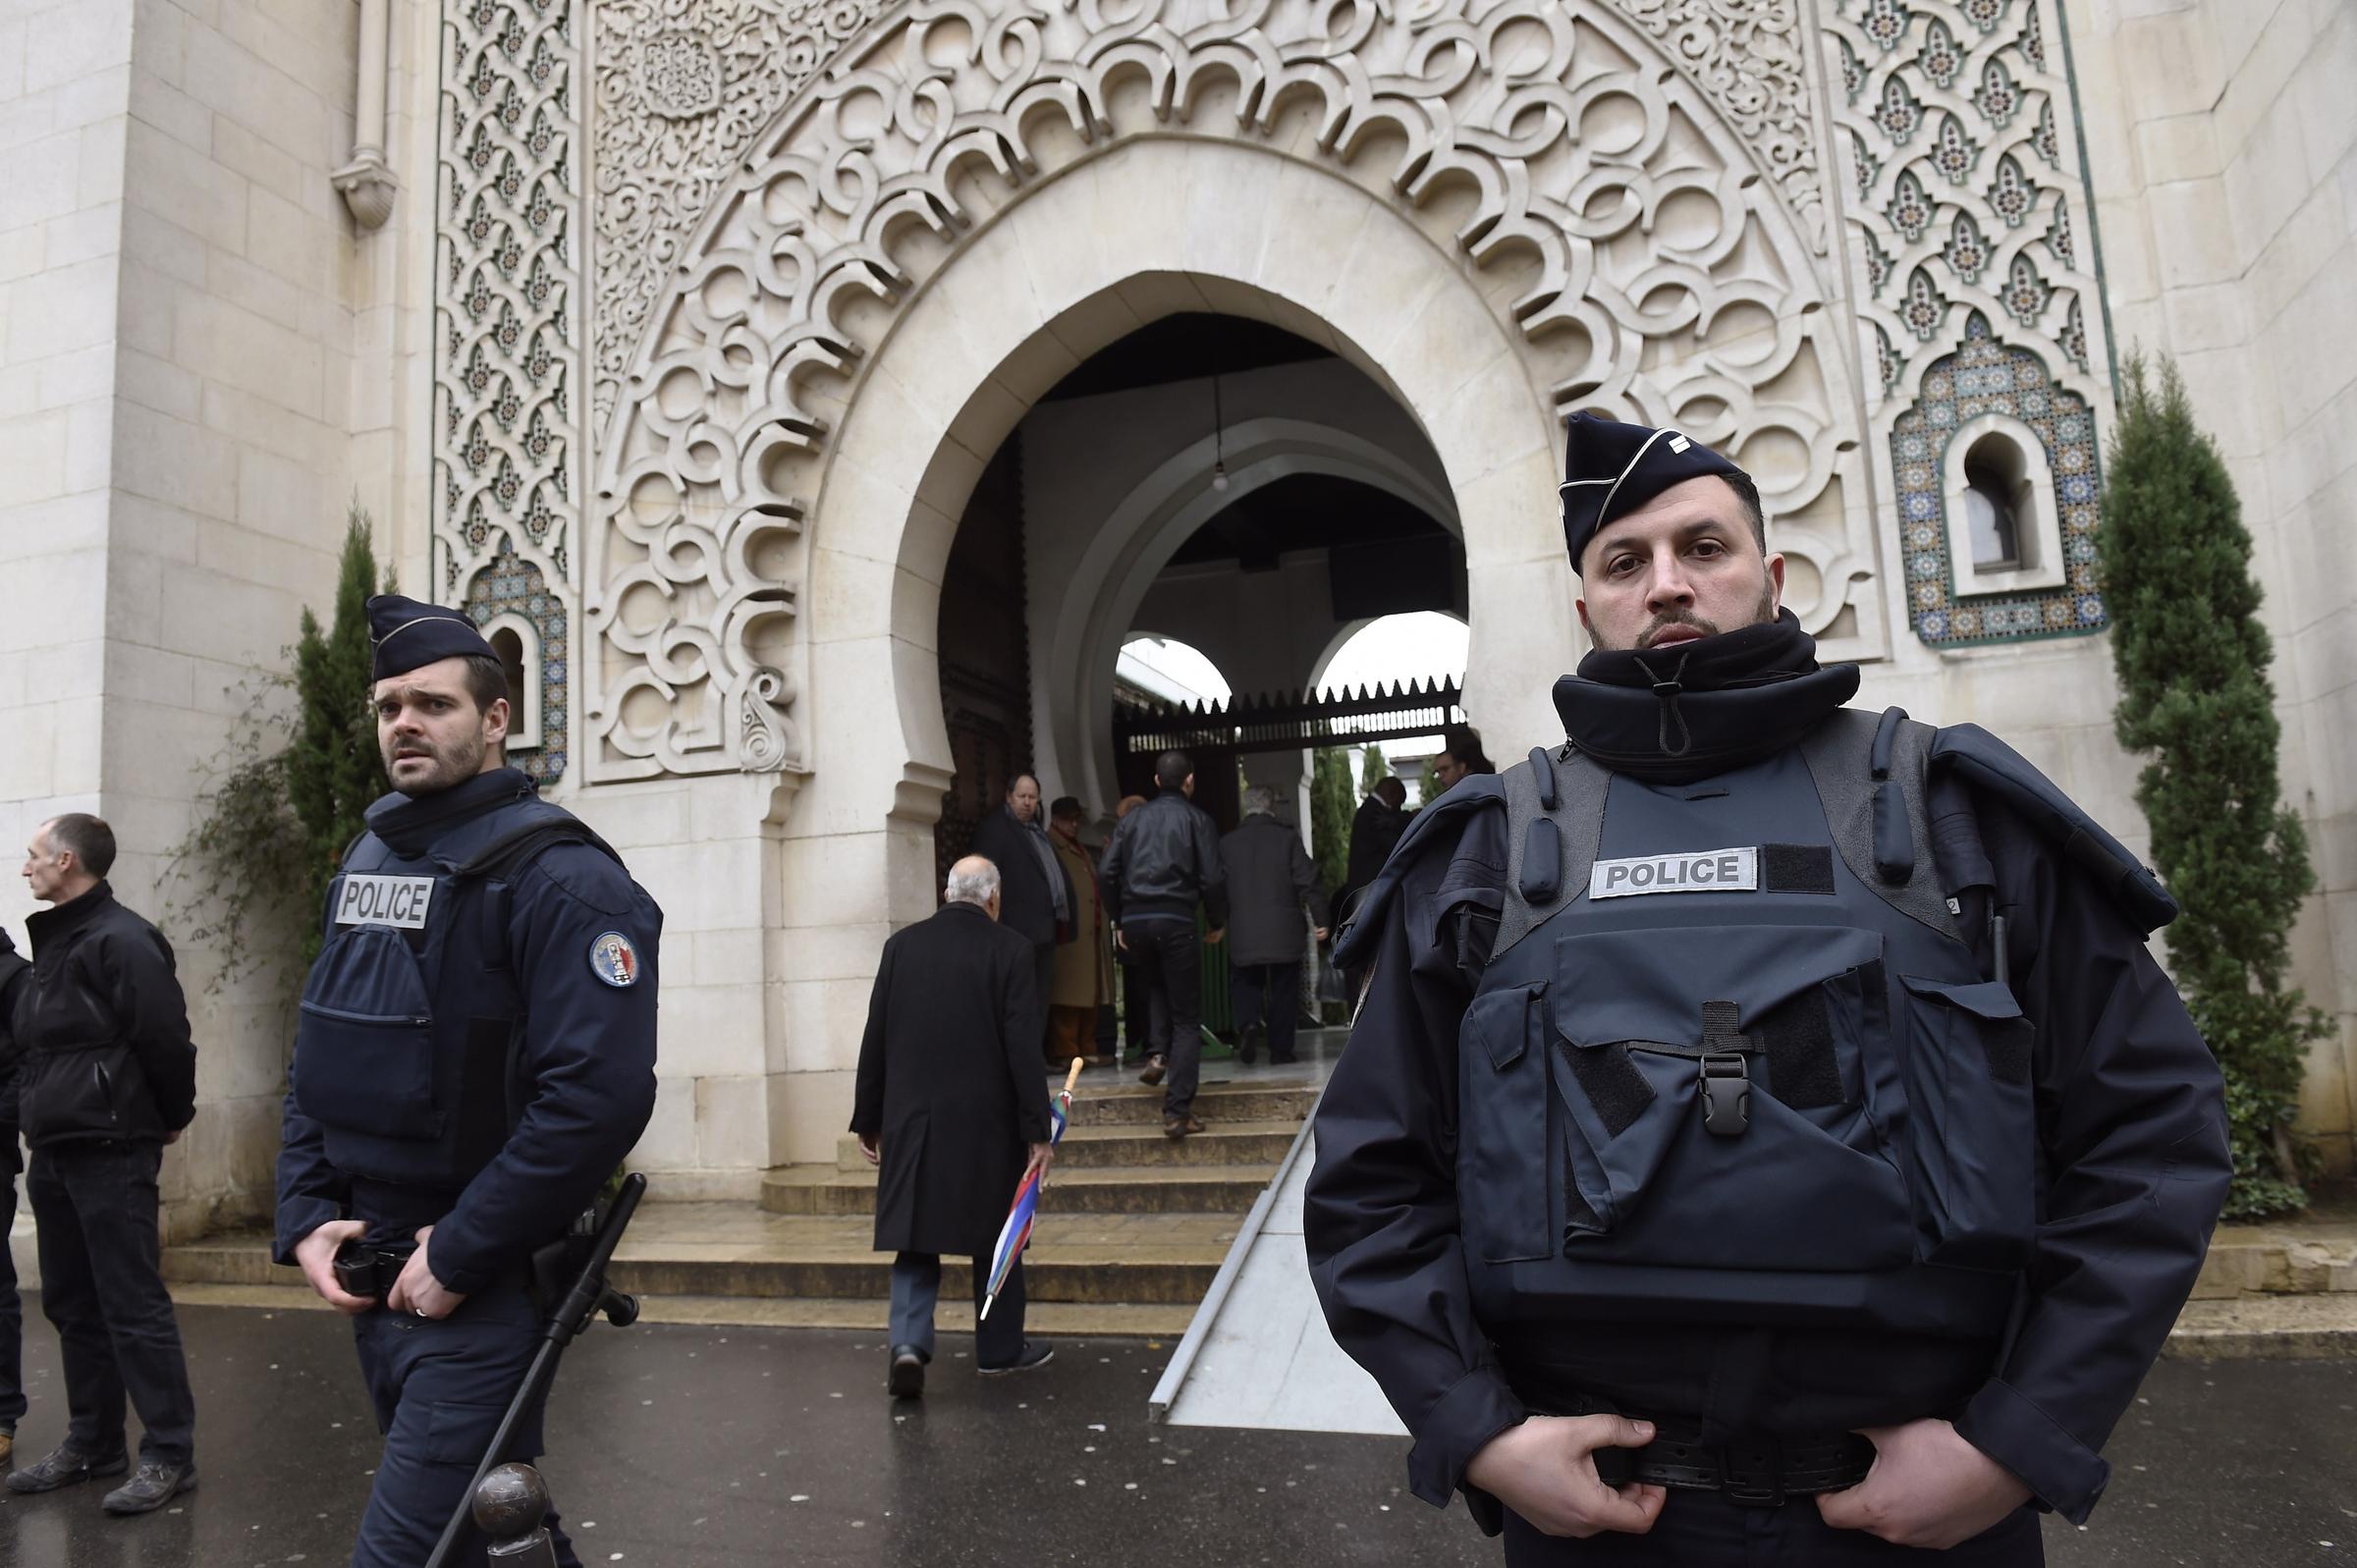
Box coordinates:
[579,0,1888,782]
[434,0,583,781]
[1824,0,2111,649]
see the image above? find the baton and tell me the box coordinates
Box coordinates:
[421,1172,647,1568]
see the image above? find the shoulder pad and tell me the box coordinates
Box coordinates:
[516,838,642,918]
[1930,724,2177,935]
[1332,776,1507,969]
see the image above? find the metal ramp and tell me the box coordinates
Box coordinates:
[1148,1118,1404,1435]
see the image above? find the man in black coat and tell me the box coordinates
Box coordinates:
[1305,414,2229,1565]
[0,927,30,1466]
[1331,776,1407,1000]
[851,854,1057,1398]
[966,774,1073,1042]
[1219,786,1326,1065]
[10,814,198,1513]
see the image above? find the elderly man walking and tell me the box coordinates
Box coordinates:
[851,855,1057,1397]
[1220,786,1326,1066]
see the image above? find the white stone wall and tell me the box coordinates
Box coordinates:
[2064,0,2357,1167]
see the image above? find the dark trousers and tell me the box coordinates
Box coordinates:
[1124,920,1202,1116]
[26,1141,195,1464]
[0,1118,23,1431]
[1502,1499,2044,1566]
[888,1252,1026,1367]
[1119,952,1150,1056]
[351,1276,574,1568]
[1230,960,1303,1061]
[1031,943,1057,1046]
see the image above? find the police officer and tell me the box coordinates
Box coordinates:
[275,595,661,1568]
[0,928,29,1466]
[1304,415,2231,1566]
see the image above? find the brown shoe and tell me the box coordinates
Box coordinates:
[1163,1113,1205,1138]
[0,1430,11,1466]
[1138,1055,1167,1086]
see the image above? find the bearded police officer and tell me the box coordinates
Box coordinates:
[275,595,660,1568]
[1304,414,2230,1566]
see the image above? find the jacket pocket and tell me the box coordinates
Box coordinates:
[1547,923,1913,1271]
[293,926,440,1139]
[1457,982,1550,1263]
[1897,976,2036,1271]
[18,1043,145,1144]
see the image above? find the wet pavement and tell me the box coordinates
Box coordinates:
[0,1303,2348,1567]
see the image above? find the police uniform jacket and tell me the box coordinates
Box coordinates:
[11,884,196,1148]
[0,928,29,1142]
[850,900,1054,1256]
[274,769,661,1294]
[1303,637,2230,1535]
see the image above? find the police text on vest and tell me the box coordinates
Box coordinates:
[333,874,436,929]
[1588,847,1757,899]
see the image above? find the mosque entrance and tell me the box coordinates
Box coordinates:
[931,311,1465,888]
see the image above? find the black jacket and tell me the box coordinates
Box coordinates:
[968,806,1073,946]
[0,929,27,1129]
[1219,813,1322,966]
[14,884,197,1148]
[850,901,1053,1255]
[1101,789,1229,927]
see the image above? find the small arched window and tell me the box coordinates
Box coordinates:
[478,613,543,750]
[1943,416,2063,597]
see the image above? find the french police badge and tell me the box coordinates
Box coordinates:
[588,931,640,988]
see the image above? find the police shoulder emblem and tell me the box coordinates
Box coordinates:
[588,931,640,988]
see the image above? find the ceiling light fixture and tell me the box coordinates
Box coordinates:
[1211,372,1231,492]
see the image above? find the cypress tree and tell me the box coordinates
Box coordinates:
[285,506,394,965]
[1311,746,1353,892]
[1358,743,1392,796]
[2099,354,2324,1217]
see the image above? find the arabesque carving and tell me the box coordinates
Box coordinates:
[585,0,1885,782]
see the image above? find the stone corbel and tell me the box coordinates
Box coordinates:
[334,0,399,230]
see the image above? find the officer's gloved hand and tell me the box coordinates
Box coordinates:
[295,1218,374,1316]
[1464,1415,1667,1539]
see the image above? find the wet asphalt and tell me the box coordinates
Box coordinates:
[0,1304,2347,1567]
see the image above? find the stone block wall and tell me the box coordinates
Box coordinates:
[2064,0,2357,1168]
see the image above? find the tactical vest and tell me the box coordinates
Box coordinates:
[1459,707,2033,1339]
[292,795,618,1189]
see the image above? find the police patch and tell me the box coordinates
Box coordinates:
[1589,846,1758,900]
[588,931,641,988]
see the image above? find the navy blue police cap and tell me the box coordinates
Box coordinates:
[1560,412,1749,575]
[366,594,498,682]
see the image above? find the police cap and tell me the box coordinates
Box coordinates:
[367,594,497,682]
[1560,412,1749,575]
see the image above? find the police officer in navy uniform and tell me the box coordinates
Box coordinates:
[1304,415,2231,1565]
[275,595,660,1568]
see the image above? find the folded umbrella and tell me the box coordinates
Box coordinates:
[980,1056,1082,1321]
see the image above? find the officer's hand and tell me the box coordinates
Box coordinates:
[1205,927,1226,946]
[1463,1415,1667,1538]
[857,1134,881,1167]
[294,1218,374,1316]
[1815,1419,2032,1549]
[385,1226,468,1322]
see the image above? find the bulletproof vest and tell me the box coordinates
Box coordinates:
[1459,707,2033,1339]
[292,795,615,1189]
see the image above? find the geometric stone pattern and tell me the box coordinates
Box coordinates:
[1823,0,2110,649]
[1891,313,2106,648]
[434,0,584,778]
[583,0,1889,781]
[465,544,573,781]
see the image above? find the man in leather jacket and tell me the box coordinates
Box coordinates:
[1304,414,2230,1566]
[1100,750,1228,1135]
[9,814,198,1513]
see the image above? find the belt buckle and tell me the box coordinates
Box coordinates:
[1699,1053,1749,1137]
[1717,1441,1783,1508]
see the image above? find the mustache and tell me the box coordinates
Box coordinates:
[1639,610,1721,646]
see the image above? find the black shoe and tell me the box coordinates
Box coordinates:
[8,1442,129,1493]
[102,1459,197,1515]
[888,1345,926,1400]
[1236,1024,1262,1064]
[977,1340,1054,1377]
[1164,1113,1204,1138]
[1138,1055,1167,1086]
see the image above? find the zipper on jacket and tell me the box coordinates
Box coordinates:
[94,1061,118,1125]
[299,1000,432,1027]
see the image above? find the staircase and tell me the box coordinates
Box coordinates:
[160,1073,1320,1339]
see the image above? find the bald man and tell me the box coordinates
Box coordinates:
[850,855,1057,1396]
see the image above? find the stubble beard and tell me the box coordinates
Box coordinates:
[1597,577,1781,654]
[384,730,488,797]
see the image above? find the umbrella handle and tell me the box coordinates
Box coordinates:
[1062,1056,1084,1097]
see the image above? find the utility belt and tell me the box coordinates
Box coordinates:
[1537,1389,1874,1507]
[330,1235,574,1311]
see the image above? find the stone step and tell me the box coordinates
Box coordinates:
[761,1162,1276,1217]
[1065,1079,1318,1127]
[834,1118,1303,1173]
[163,1208,1240,1308]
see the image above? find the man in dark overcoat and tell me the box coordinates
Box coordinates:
[966,774,1073,1040]
[1219,785,1325,1064]
[851,853,1057,1398]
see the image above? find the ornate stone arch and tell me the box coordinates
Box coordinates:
[580,0,1886,787]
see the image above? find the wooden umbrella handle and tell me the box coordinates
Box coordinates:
[1062,1057,1085,1097]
